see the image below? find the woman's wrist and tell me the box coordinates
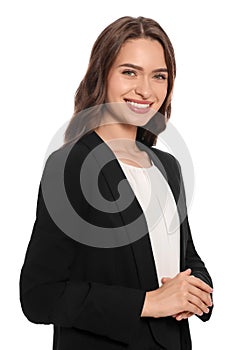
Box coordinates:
[141,291,159,318]
[141,292,149,317]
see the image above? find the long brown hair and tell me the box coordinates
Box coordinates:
[64,16,176,146]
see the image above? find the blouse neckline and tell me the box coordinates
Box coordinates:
[117,159,154,170]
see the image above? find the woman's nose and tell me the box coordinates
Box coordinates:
[134,78,152,99]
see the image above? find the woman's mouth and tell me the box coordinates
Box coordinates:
[124,99,153,114]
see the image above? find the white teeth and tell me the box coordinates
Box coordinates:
[126,101,150,109]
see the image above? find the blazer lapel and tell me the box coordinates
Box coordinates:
[80,131,159,290]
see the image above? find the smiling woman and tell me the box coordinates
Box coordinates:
[64,16,176,147]
[94,38,169,166]
[20,16,213,350]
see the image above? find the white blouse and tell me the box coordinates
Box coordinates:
[118,159,180,286]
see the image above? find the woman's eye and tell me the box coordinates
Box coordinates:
[122,70,136,77]
[154,73,167,80]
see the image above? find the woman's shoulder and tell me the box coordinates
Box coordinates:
[44,138,91,167]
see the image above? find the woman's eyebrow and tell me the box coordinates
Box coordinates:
[118,63,168,73]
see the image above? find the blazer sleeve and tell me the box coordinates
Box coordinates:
[175,157,214,321]
[19,155,146,345]
[184,216,214,321]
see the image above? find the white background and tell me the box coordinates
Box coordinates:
[1,0,236,349]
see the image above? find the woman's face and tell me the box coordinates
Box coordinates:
[105,38,168,127]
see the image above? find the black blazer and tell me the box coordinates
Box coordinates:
[20,131,213,350]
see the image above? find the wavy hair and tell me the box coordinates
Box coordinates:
[64,16,176,146]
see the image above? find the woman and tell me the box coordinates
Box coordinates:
[20,16,213,350]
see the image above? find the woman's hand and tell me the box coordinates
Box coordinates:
[141,269,213,319]
[161,277,194,321]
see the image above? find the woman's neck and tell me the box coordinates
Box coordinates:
[94,124,152,168]
[94,123,139,153]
